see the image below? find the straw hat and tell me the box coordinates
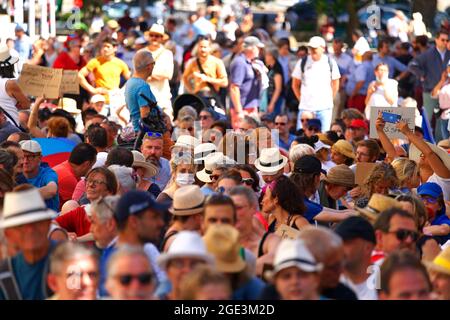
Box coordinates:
[131,150,158,178]
[409,142,450,170]
[58,97,81,115]
[174,135,200,149]
[425,246,450,276]
[254,148,288,174]
[332,140,355,159]
[317,133,334,146]
[324,164,355,188]
[194,143,216,163]
[107,20,119,30]
[157,231,214,269]
[196,152,227,183]
[0,188,57,229]
[355,193,403,223]
[169,185,205,216]
[0,45,19,66]
[145,23,168,38]
[204,224,246,273]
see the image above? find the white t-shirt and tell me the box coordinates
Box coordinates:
[340,273,379,300]
[353,37,370,57]
[291,55,340,111]
[365,79,399,119]
[147,46,174,112]
[0,78,19,125]
[428,173,450,201]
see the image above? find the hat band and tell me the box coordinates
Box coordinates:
[4,207,49,220]
[259,158,283,168]
[434,256,450,270]
[173,201,204,213]
[278,257,317,267]
[205,169,213,175]
[195,149,214,160]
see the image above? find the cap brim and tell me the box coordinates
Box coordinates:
[0,209,57,229]
[157,252,214,270]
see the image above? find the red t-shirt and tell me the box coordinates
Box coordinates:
[55,206,91,237]
[53,51,86,70]
[53,160,80,209]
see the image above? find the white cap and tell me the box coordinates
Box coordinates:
[307,36,326,49]
[272,239,323,275]
[20,140,42,154]
[314,141,331,152]
[90,94,106,104]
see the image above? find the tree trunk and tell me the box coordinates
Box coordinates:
[346,0,357,44]
[413,0,437,29]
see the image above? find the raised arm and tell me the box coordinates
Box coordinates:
[375,111,397,162]
[27,96,46,138]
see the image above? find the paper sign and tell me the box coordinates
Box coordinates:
[355,162,377,185]
[275,224,301,240]
[369,107,415,139]
[18,64,62,99]
[60,70,80,95]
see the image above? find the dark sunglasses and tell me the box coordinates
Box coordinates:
[275,122,287,126]
[116,273,153,286]
[242,178,254,186]
[210,174,220,181]
[389,229,419,242]
[308,126,319,131]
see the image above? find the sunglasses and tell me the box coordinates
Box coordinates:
[301,118,310,123]
[149,34,163,38]
[115,273,153,286]
[275,122,287,126]
[307,126,319,131]
[144,131,162,138]
[388,229,419,242]
[210,174,220,181]
[242,178,254,186]
[420,196,438,204]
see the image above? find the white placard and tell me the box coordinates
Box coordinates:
[369,106,415,139]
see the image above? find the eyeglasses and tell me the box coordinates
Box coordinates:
[307,126,319,131]
[149,34,163,38]
[439,38,449,42]
[420,196,438,204]
[242,178,254,186]
[210,174,220,181]
[301,118,310,123]
[23,154,40,160]
[275,122,287,126]
[388,229,419,242]
[86,179,107,187]
[114,273,153,286]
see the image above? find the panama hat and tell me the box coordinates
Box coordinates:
[254,148,288,174]
[204,224,247,273]
[0,45,19,66]
[425,246,450,276]
[169,185,205,216]
[157,231,214,269]
[355,193,403,223]
[194,143,216,164]
[58,97,81,115]
[145,23,168,38]
[409,142,450,171]
[196,152,225,183]
[0,188,57,229]
[174,135,200,149]
[131,150,158,178]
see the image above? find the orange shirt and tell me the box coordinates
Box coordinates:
[182,55,227,93]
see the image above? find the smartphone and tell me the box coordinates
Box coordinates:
[382,111,401,123]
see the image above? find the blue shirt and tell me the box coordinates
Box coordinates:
[230,54,261,110]
[200,184,215,196]
[125,77,159,132]
[14,35,32,60]
[345,60,375,96]
[232,276,265,300]
[431,212,450,245]
[26,163,59,211]
[372,54,407,78]
[277,133,296,151]
[150,157,171,191]
[303,197,323,224]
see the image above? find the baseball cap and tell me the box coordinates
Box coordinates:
[417,182,443,199]
[243,36,265,48]
[335,216,376,244]
[349,119,368,130]
[115,190,170,223]
[293,155,323,174]
[307,36,326,49]
[314,141,331,152]
[20,140,42,154]
[90,94,106,104]
[307,119,322,131]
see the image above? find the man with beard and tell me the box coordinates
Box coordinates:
[141,134,170,191]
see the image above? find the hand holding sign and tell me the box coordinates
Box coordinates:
[375,111,386,132]
[395,120,412,136]
[369,106,415,139]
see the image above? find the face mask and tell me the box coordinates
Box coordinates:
[176,173,195,186]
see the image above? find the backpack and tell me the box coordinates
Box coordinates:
[300,55,334,81]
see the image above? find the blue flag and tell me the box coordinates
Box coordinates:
[421,111,436,144]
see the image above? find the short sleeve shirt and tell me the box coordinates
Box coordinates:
[53,160,79,208]
[26,163,59,211]
[55,206,91,237]
[230,54,261,110]
[86,56,129,90]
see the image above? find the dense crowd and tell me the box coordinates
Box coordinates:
[0,2,449,300]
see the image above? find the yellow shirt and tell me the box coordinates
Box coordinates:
[86,56,129,91]
[182,55,227,94]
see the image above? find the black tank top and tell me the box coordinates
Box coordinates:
[257,216,300,257]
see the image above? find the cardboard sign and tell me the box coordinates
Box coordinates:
[369,107,415,139]
[355,162,377,185]
[18,64,62,99]
[275,224,301,240]
[60,70,80,95]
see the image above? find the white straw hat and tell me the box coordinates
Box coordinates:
[254,148,288,174]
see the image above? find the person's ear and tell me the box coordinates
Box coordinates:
[47,274,59,293]
[375,230,383,247]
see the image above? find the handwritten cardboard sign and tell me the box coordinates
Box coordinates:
[275,224,301,240]
[18,64,62,99]
[369,107,415,139]
[60,70,80,95]
[355,162,377,185]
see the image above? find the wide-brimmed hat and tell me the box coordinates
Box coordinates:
[355,193,403,223]
[196,152,228,183]
[194,143,216,163]
[169,185,205,216]
[269,239,322,278]
[409,142,450,171]
[157,231,214,269]
[425,246,450,276]
[0,45,19,66]
[332,140,356,159]
[324,164,355,188]
[307,36,326,49]
[145,23,168,38]
[254,148,288,174]
[174,135,200,149]
[204,224,246,273]
[0,188,57,229]
[131,150,158,178]
[58,97,81,115]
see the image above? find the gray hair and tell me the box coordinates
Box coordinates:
[108,165,137,192]
[177,105,198,121]
[298,226,343,263]
[50,242,98,275]
[228,186,258,209]
[133,49,154,72]
[289,144,315,163]
[107,245,153,277]
[91,195,121,224]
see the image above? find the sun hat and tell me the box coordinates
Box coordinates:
[324,164,355,188]
[174,135,200,149]
[196,152,228,183]
[317,133,334,146]
[409,142,450,171]
[307,36,326,49]
[270,239,323,278]
[355,193,403,223]
[20,140,42,154]
[335,216,376,244]
[204,224,247,273]
[194,143,216,163]
[169,185,205,216]
[157,231,214,269]
[58,97,81,115]
[90,94,106,104]
[425,246,450,276]
[146,23,168,38]
[131,150,158,178]
[254,148,288,175]
[332,140,356,159]
[107,20,119,30]
[314,140,331,153]
[0,45,19,66]
[0,188,57,229]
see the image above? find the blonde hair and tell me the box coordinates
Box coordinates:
[391,158,419,188]
[362,162,399,198]
[179,265,231,300]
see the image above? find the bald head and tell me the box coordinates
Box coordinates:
[133,49,155,72]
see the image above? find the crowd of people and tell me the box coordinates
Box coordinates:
[0,2,449,300]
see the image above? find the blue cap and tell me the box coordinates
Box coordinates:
[307,118,322,131]
[115,190,170,223]
[417,182,443,199]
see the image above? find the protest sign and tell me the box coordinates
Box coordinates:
[60,70,80,95]
[369,106,415,139]
[355,162,377,185]
[18,64,62,99]
[275,224,301,240]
